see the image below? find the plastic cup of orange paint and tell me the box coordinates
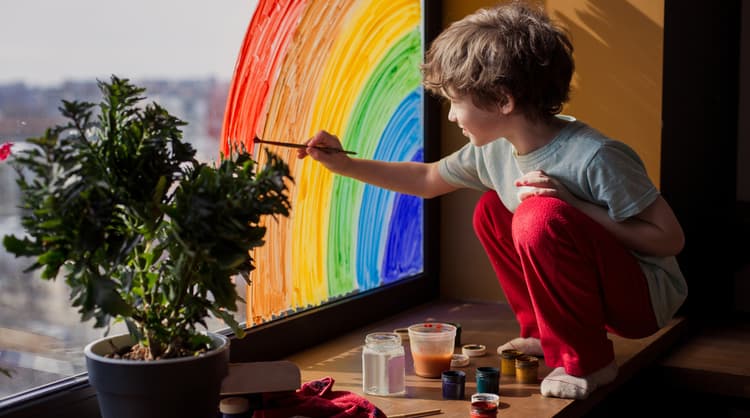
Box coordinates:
[407,322,457,378]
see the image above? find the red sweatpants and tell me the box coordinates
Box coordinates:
[472,191,659,376]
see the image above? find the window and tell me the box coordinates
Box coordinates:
[0,0,257,402]
[0,1,441,415]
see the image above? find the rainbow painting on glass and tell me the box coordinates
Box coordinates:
[221,0,426,325]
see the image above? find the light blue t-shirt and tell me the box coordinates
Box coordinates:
[438,118,687,327]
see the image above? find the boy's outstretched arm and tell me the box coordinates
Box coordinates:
[297,130,457,199]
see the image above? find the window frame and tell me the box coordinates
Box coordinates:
[0,2,444,416]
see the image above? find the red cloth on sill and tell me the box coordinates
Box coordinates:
[254,376,386,418]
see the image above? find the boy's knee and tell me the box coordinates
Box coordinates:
[473,191,503,232]
[512,197,571,245]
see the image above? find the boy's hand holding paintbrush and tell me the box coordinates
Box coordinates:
[293,130,355,174]
[255,134,355,156]
[297,130,432,197]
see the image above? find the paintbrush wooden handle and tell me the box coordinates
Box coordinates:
[254,137,357,155]
[389,409,442,418]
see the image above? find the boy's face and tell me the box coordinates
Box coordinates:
[446,94,506,147]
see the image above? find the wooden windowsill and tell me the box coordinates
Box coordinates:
[283,299,687,418]
[657,317,750,400]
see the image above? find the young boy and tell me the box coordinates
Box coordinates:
[297,1,687,400]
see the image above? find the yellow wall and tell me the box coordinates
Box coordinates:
[439,0,665,302]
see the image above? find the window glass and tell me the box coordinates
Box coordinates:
[0,0,258,399]
[220,0,426,326]
[0,0,428,402]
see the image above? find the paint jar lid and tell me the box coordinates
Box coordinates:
[475,366,500,377]
[441,369,466,383]
[365,332,402,349]
[451,353,470,367]
[471,392,500,413]
[515,355,539,369]
[500,348,523,359]
[220,397,250,414]
[462,344,486,357]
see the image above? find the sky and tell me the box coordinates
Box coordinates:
[1,0,259,86]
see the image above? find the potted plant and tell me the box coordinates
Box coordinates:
[1,75,292,418]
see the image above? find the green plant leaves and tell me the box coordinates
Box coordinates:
[2,75,292,358]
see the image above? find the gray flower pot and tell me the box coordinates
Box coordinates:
[85,332,230,418]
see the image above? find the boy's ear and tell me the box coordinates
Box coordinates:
[499,94,515,115]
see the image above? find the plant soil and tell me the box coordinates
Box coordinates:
[106,343,207,361]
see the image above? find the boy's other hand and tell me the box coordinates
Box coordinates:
[515,170,576,204]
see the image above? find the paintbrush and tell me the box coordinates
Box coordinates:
[389,409,442,418]
[254,136,357,155]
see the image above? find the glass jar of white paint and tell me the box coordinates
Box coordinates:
[362,332,406,396]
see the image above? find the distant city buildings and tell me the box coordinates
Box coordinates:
[0,78,229,162]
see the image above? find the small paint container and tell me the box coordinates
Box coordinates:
[500,349,523,376]
[451,353,470,368]
[362,332,406,396]
[462,344,487,357]
[475,366,500,395]
[470,392,499,418]
[441,370,466,400]
[219,396,252,418]
[515,355,539,384]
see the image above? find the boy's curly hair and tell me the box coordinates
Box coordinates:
[421,0,574,121]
